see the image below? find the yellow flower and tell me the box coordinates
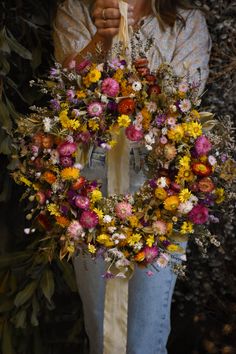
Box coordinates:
[179,188,192,202]
[141,108,151,130]
[146,234,155,247]
[134,251,145,262]
[190,109,200,120]
[47,203,60,216]
[127,233,142,246]
[113,68,124,82]
[61,167,80,180]
[93,208,104,220]
[129,215,139,228]
[88,120,99,131]
[164,196,180,211]
[88,243,96,254]
[159,236,167,242]
[215,188,225,204]
[179,155,191,168]
[176,167,195,184]
[117,114,131,127]
[167,244,179,252]
[184,122,202,138]
[155,187,168,200]
[19,176,32,187]
[167,125,184,142]
[67,243,75,254]
[97,234,114,247]
[91,190,103,202]
[59,110,80,130]
[178,91,186,99]
[121,81,133,96]
[88,69,101,83]
[76,90,86,99]
[108,140,117,148]
[180,221,194,235]
[166,222,173,235]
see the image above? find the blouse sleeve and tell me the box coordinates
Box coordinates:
[171,9,212,93]
[53,0,96,64]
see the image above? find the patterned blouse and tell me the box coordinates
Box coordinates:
[53,0,212,92]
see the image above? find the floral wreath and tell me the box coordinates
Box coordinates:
[13,55,235,278]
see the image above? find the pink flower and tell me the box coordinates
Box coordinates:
[195,135,212,156]
[66,89,75,100]
[188,204,209,224]
[36,191,46,205]
[80,210,99,228]
[125,124,144,142]
[87,102,103,117]
[156,253,170,268]
[60,156,73,167]
[75,59,92,74]
[160,136,168,145]
[101,78,120,97]
[75,196,90,210]
[115,202,132,220]
[144,246,159,263]
[152,220,167,235]
[67,220,84,239]
[179,99,191,112]
[58,142,77,156]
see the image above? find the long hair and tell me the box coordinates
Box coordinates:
[151,0,197,28]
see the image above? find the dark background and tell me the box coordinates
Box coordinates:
[0,1,236,353]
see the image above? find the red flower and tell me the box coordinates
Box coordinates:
[148,85,161,96]
[72,176,86,190]
[118,98,136,115]
[188,204,209,224]
[192,162,212,177]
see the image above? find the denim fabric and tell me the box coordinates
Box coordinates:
[74,147,178,354]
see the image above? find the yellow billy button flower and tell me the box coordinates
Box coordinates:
[164,196,180,211]
[97,234,114,247]
[117,114,131,127]
[190,109,200,120]
[128,215,139,228]
[179,188,192,203]
[76,90,86,99]
[180,221,194,235]
[167,124,184,142]
[91,189,103,202]
[88,243,96,254]
[61,167,80,181]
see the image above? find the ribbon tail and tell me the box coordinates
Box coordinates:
[103,277,129,354]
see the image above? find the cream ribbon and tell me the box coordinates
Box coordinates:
[103,2,130,354]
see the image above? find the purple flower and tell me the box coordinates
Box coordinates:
[50,67,60,77]
[50,99,60,111]
[155,114,166,127]
[58,142,77,156]
[188,204,209,224]
[87,102,103,117]
[60,156,74,167]
[195,135,212,156]
[107,101,118,112]
[149,179,157,188]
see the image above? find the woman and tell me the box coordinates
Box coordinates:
[53,1,211,353]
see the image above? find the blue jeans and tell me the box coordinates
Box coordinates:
[74,146,178,354]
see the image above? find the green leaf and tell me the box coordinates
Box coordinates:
[0,54,10,76]
[14,281,37,307]
[6,29,32,60]
[13,309,27,329]
[56,259,77,292]
[2,322,15,354]
[0,135,12,155]
[31,295,39,327]
[31,45,42,70]
[5,96,19,121]
[40,269,55,302]
[0,251,32,270]
[0,100,12,133]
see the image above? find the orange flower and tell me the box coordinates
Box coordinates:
[42,171,57,184]
[192,163,212,177]
[56,216,70,227]
[134,251,145,262]
[141,107,152,130]
[164,196,180,211]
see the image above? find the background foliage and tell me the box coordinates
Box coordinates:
[0,1,235,353]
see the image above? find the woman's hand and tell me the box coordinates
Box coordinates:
[92,0,134,39]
